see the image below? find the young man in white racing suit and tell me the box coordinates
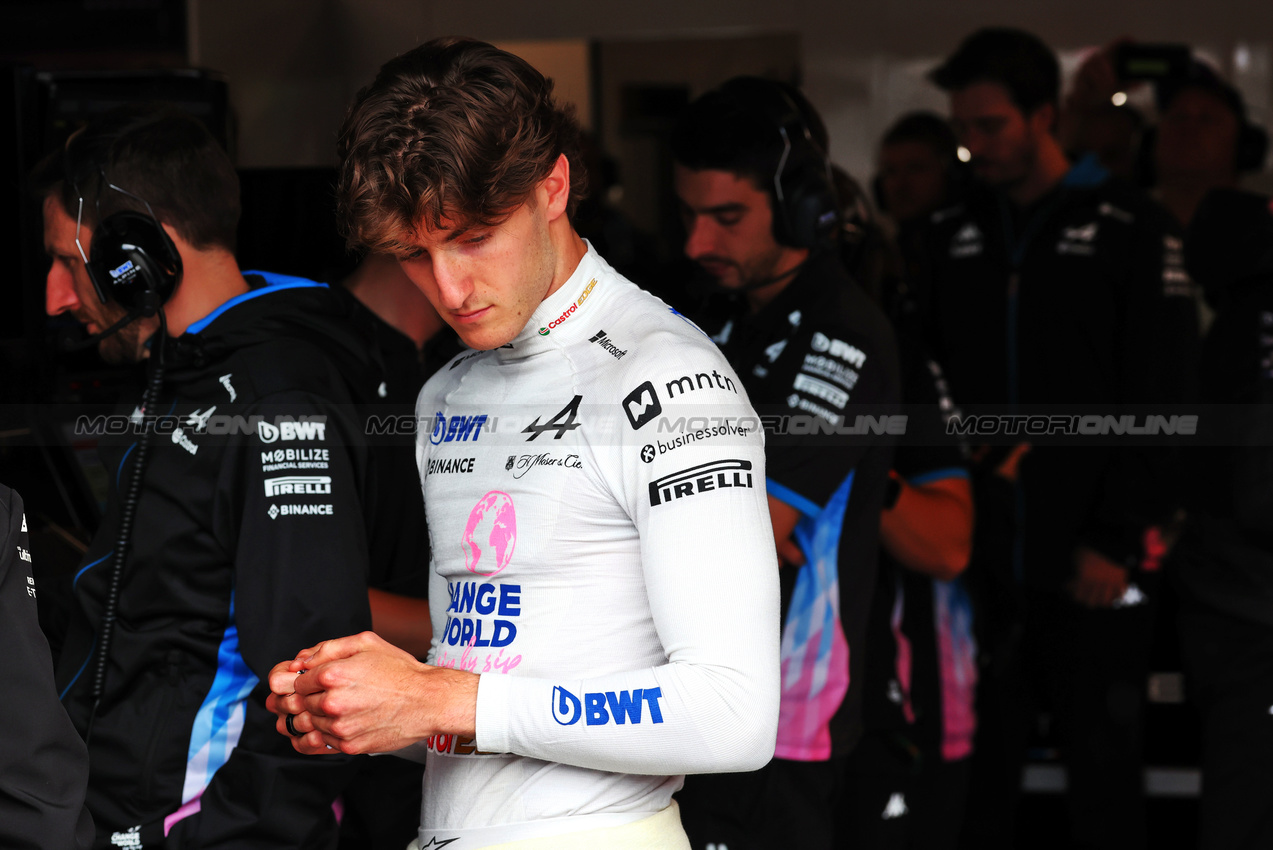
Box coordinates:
[267,37,780,849]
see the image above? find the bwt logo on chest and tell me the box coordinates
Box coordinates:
[430,413,489,445]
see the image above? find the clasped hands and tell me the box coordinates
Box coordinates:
[266,630,480,755]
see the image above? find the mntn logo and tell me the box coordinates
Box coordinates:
[648,458,753,507]
[552,686,665,726]
[622,380,661,430]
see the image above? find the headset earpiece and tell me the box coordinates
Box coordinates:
[778,149,842,249]
[87,210,182,316]
[728,79,840,249]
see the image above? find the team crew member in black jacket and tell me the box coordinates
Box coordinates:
[37,105,372,848]
[840,331,976,850]
[1171,189,1273,850]
[918,29,1199,850]
[0,484,95,849]
[670,77,899,850]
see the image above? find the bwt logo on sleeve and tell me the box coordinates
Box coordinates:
[552,686,665,726]
[649,458,753,506]
[264,476,332,497]
[257,419,327,443]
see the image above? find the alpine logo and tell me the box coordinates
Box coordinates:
[264,475,332,497]
[588,329,627,359]
[622,381,662,430]
[649,459,754,506]
[552,685,665,726]
[429,413,488,445]
[1057,221,1098,256]
[882,792,909,819]
[950,222,984,258]
[185,406,216,431]
[257,419,327,443]
[1062,222,1098,242]
[522,396,582,441]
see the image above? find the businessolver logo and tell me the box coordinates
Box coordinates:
[623,381,662,430]
[649,459,754,507]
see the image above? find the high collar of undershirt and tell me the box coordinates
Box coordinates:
[496,245,608,363]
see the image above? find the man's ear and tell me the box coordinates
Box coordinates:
[1030,101,1058,138]
[539,153,572,222]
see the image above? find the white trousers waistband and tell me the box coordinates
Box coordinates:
[410,800,690,850]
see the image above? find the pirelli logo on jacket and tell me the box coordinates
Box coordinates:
[649,459,754,507]
[263,476,332,497]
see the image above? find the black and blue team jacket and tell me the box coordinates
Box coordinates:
[914,158,1200,591]
[55,273,375,849]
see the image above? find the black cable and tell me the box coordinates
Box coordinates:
[85,311,167,745]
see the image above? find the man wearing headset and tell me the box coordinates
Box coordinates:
[37,104,372,848]
[669,77,900,849]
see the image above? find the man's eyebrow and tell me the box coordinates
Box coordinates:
[442,227,470,244]
[689,202,748,216]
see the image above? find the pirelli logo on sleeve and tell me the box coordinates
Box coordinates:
[648,459,754,507]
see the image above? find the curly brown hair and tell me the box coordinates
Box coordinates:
[337,36,587,254]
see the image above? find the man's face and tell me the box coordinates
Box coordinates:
[673,165,787,290]
[878,140,951,223]
[395,196,556,351]
[949,81,1044,190]
[43,195,150,364]
[1156,87,1241,182]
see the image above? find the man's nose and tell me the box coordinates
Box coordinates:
[684,217,717,260]
[430,254,475,310]
[45,263,81,317]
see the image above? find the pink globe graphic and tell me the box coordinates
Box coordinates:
[462,491,517,576]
